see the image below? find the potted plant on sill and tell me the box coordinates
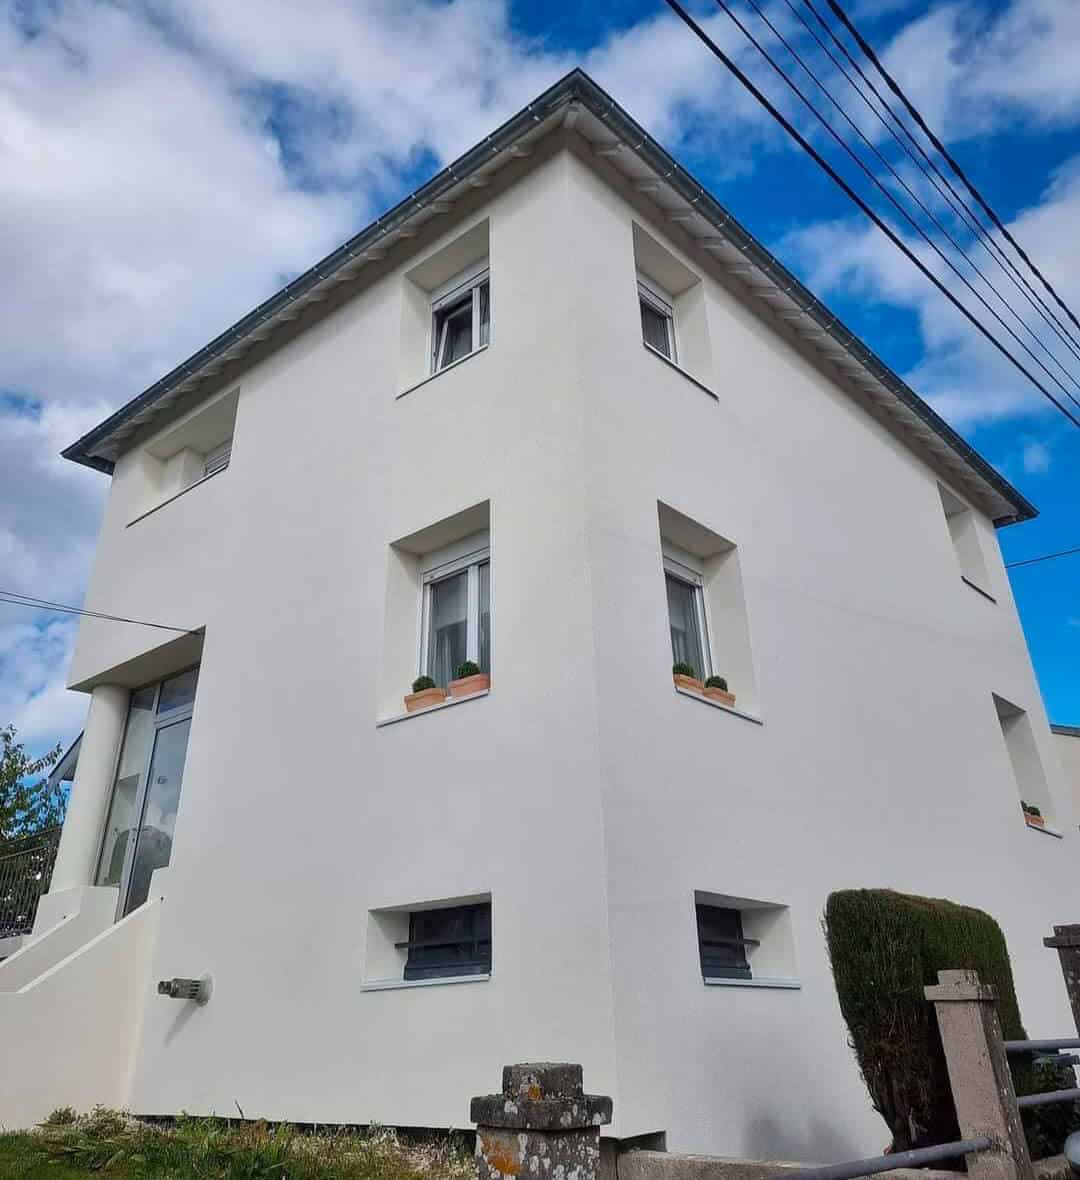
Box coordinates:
[703,675,736,708]
[1021,801,1046,829]
[449,660,490,698]
[672,662,704,694]
[404,675,446,713]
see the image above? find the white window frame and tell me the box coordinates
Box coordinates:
[419,540,491,678]
[663,550,712,679]
[203,439,232,479]
[431,260,490,373]
[638,273,677,363]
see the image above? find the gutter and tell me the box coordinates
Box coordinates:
[60,70,1035,526]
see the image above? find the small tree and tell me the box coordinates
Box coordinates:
[1,726,65,842]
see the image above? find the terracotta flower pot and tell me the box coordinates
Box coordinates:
[704,686,736,707]
[1024,812,1046,829]
[404,686,446,712]
[673,673,704,694]
[449,672,491,698]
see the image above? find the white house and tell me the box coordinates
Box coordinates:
[2,71,1076,1161]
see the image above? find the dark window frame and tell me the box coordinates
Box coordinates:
[400,902,492,981]
[696,903,753,981]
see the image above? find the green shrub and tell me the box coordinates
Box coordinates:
[704,676,728,691]
[825,890,1031,1153]
[411,676,436,693]
[455,661,481,679]
[1024,803,1042,818]
[42,1106,77,1127]
[672,662,695,678]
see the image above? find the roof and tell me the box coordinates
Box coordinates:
[62,69,1035,526]
[1051,725,1080,738]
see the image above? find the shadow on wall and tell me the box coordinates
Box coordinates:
[741,1111,868,1168]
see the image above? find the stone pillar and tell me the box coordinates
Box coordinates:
[1043,927,1080,1036]
[471,1063,612,1180]
[50,684,129,893]
[925,970,1034,1180]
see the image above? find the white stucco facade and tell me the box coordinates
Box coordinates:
[3,73,1076,1162]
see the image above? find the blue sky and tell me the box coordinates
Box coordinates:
[1,0,1078,756]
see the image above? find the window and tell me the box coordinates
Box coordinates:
[432,269,490,372]
[421,545,490,687]
[639,277,676,361]
[938,484,991,595]
[696,904,752,981]
[994,694,1055,830]
[694,892,799,988]
[402,902,492,981]
[203,439,231,479]
[665,564,710,679]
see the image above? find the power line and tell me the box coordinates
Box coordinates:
[737,0,1080,403]
[1005,547,1080,571]
[824,0,1080,345]
[673,0,1080,425]
[792,0,1080,370]
[0,590,198,635]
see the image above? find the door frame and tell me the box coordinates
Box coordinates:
[104,667,198,921]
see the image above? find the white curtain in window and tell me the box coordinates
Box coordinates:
[428,570,469,686]
[666,573,704,676]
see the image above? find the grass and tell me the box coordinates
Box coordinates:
[0,1108,476,1180]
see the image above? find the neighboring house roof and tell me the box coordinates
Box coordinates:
[46,733,82,790]
[61,69,1035,527]
[1051,725,1080,738]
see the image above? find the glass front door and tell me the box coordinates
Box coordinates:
[95,668,198,918]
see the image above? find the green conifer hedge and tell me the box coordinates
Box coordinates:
[824,889,1029,1153]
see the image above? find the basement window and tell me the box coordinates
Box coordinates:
[696,904,752,980]
[694,891,800,988]
[363,893,493,989]
[403,903,492,981]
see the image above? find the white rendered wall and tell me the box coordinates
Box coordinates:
[1053,732,1080,825]
[53,135,1077,1158]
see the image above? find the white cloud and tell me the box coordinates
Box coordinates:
[780,150,1080,430]
[1021,439,1052,475]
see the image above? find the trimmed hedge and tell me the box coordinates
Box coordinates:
[825,889,1028,1152]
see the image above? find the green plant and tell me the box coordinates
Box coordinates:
[824,889,1034,1154]
[1022,1058,1080,1158]
[672,662,696,678]
[1022,802,1042,818]
[455,661,481,679]
[704,676,728,691]
[43,1106,77,1127]
[411,676,436,693]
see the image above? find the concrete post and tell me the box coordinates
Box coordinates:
[50,684,128,893]
[1043,927,1080,1036]
[924,970,1034,1180]
[471,1063,612,1180]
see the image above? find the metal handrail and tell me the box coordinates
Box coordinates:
[0,826,62,940]
[1017,1089,1080,1109]
[763,1137,992,1180]
[1005,1038,1080,1053]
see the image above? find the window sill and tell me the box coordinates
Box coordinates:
[704,976,801,990]
[961,575,996,604]
[360,973,491,993]
[642,342,718,400]
[1024,818,1063,838]
[397,344,488,400]
[675,685,762,726]
[376,689,489,728]
[126,464,228,528]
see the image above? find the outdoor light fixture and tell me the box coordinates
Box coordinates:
[157,975,212,1005]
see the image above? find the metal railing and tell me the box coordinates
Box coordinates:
[764,1137,992,1180]
[1005,1038,1080,1109]
[0,826,62,940]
